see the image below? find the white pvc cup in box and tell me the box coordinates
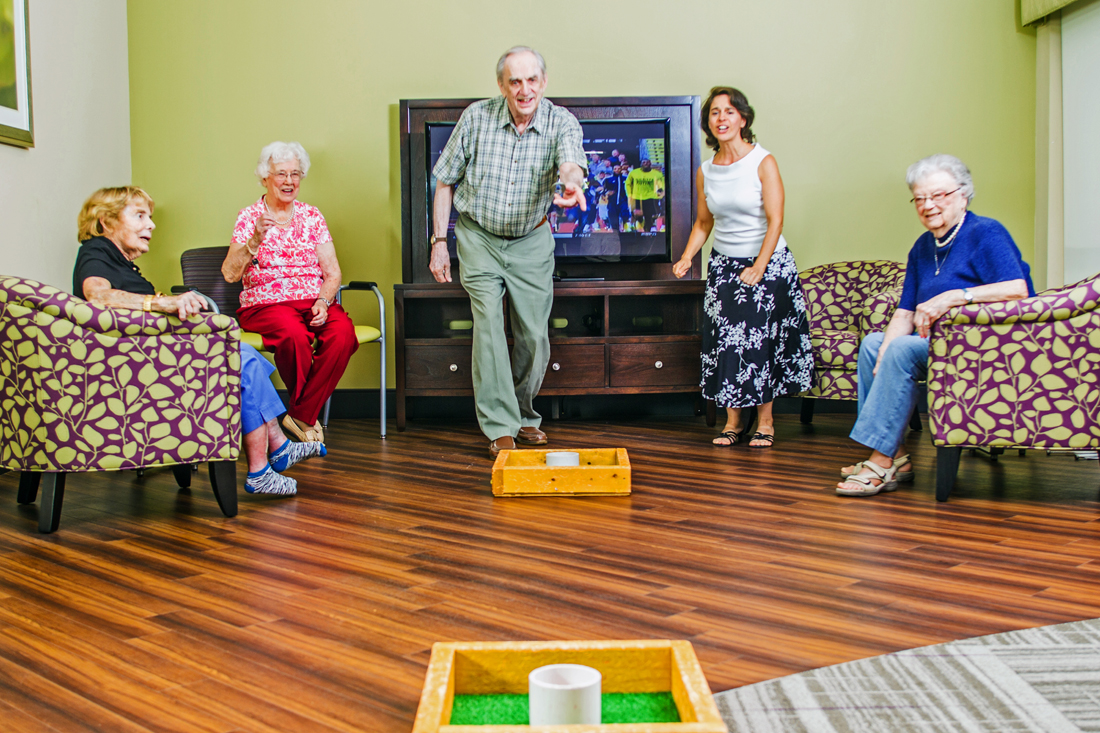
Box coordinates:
[528,663,601,725]
[545,451,580,467]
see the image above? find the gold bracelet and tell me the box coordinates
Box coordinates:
[142,294,153,312]
[246,240,259,257]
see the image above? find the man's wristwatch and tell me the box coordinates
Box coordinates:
[430,234,446,246]
[962,288,974,304]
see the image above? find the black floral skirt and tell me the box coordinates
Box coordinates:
[701,247,814,408]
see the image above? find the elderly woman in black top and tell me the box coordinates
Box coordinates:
[73,186,324,496]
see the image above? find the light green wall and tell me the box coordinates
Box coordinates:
[127,0,1036,390]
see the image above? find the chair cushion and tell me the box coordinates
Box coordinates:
[354,325,382,344]
[810,328,860,369]
[241,331,266,351]
[242,325,381,353]
[803,367,859,402]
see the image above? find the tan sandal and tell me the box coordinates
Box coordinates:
[836,461,898,497]
[311,420,325,444]
[842,454,912,481]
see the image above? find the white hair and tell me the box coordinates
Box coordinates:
[906,154,974,201]
[254,141,311,184]
[496,46,546,83]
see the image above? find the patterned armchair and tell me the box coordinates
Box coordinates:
[798,260,907,422]
[928,272,1100,501]
[0,277,241,532]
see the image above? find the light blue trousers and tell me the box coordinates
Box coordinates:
[849,332,928,457]
[240,343,286,435]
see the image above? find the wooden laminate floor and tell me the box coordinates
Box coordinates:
[0,414,1098,732]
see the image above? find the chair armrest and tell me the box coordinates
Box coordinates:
[935,279,1100,331]
[60,299,236,337]
[0,276,236,338]
[335,281,386,342]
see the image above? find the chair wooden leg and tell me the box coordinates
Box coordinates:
[17,471,41,504]
[171,464,193,489]
[909,408,922,432]
[935,447,962,502]
[705,399,717,428]
[800,398,815,425]
[38,473,67,534]
[208,461,238,518]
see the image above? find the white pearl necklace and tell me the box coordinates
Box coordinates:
[934,211,966,276]
[265,199,294,228]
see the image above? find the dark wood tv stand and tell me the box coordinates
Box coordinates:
[394,279,706,430]
[396,95,707,430]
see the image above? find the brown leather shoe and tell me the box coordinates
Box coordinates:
[489,436,516,459]
[516,426,548,445]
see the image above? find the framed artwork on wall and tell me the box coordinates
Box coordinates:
[0,0,32,148]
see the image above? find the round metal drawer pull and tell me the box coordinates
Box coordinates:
[552,362,561,371]
[655,361,664,369]
[449,364,458,372]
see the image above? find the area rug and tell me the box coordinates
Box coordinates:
[714,618,1100,732]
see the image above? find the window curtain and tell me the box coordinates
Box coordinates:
[1023,0,1079,25]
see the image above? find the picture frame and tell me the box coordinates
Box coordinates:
[0,0,32,148]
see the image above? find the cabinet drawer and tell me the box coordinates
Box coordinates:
[405,344,472,389]
[542,344,606,388]
[609,343,699,387]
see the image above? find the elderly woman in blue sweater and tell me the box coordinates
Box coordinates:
[836,155,1035,497]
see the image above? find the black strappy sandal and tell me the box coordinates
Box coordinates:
[712,430,743,447]
[748,432,775,448]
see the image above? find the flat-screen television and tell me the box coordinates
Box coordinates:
[401,96,701,283]
[427,118,672,264]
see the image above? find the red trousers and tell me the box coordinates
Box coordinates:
[238,299,359,425]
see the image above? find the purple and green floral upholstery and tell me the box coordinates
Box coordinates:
[798,260,907,406]
[0,276,241,532]
[928,272,1100,501]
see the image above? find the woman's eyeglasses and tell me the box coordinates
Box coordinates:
[911,188,960,206]
[272,170,303,182]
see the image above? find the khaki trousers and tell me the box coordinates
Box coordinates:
[456,214,554,441]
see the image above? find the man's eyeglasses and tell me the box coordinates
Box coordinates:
[911,188,960,206]
[272,170,303,182]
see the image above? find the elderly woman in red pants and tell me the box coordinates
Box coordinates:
[222,141,357,443]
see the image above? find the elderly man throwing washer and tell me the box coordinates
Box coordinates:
[431,46,588,458]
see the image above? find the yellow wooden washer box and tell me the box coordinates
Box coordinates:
[412,639,727,732]
[491,449,631,497]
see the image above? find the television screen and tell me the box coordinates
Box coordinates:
[427,118,672,263]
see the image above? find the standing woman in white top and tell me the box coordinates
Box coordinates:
[674,87,813,447]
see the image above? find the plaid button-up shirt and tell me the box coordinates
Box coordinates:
[433,96,587,239]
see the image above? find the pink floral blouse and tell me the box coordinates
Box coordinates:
[231,198,332,308]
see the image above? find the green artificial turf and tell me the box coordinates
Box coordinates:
[448,691,681,724]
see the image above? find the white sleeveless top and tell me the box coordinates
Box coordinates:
[702,143,787,258]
